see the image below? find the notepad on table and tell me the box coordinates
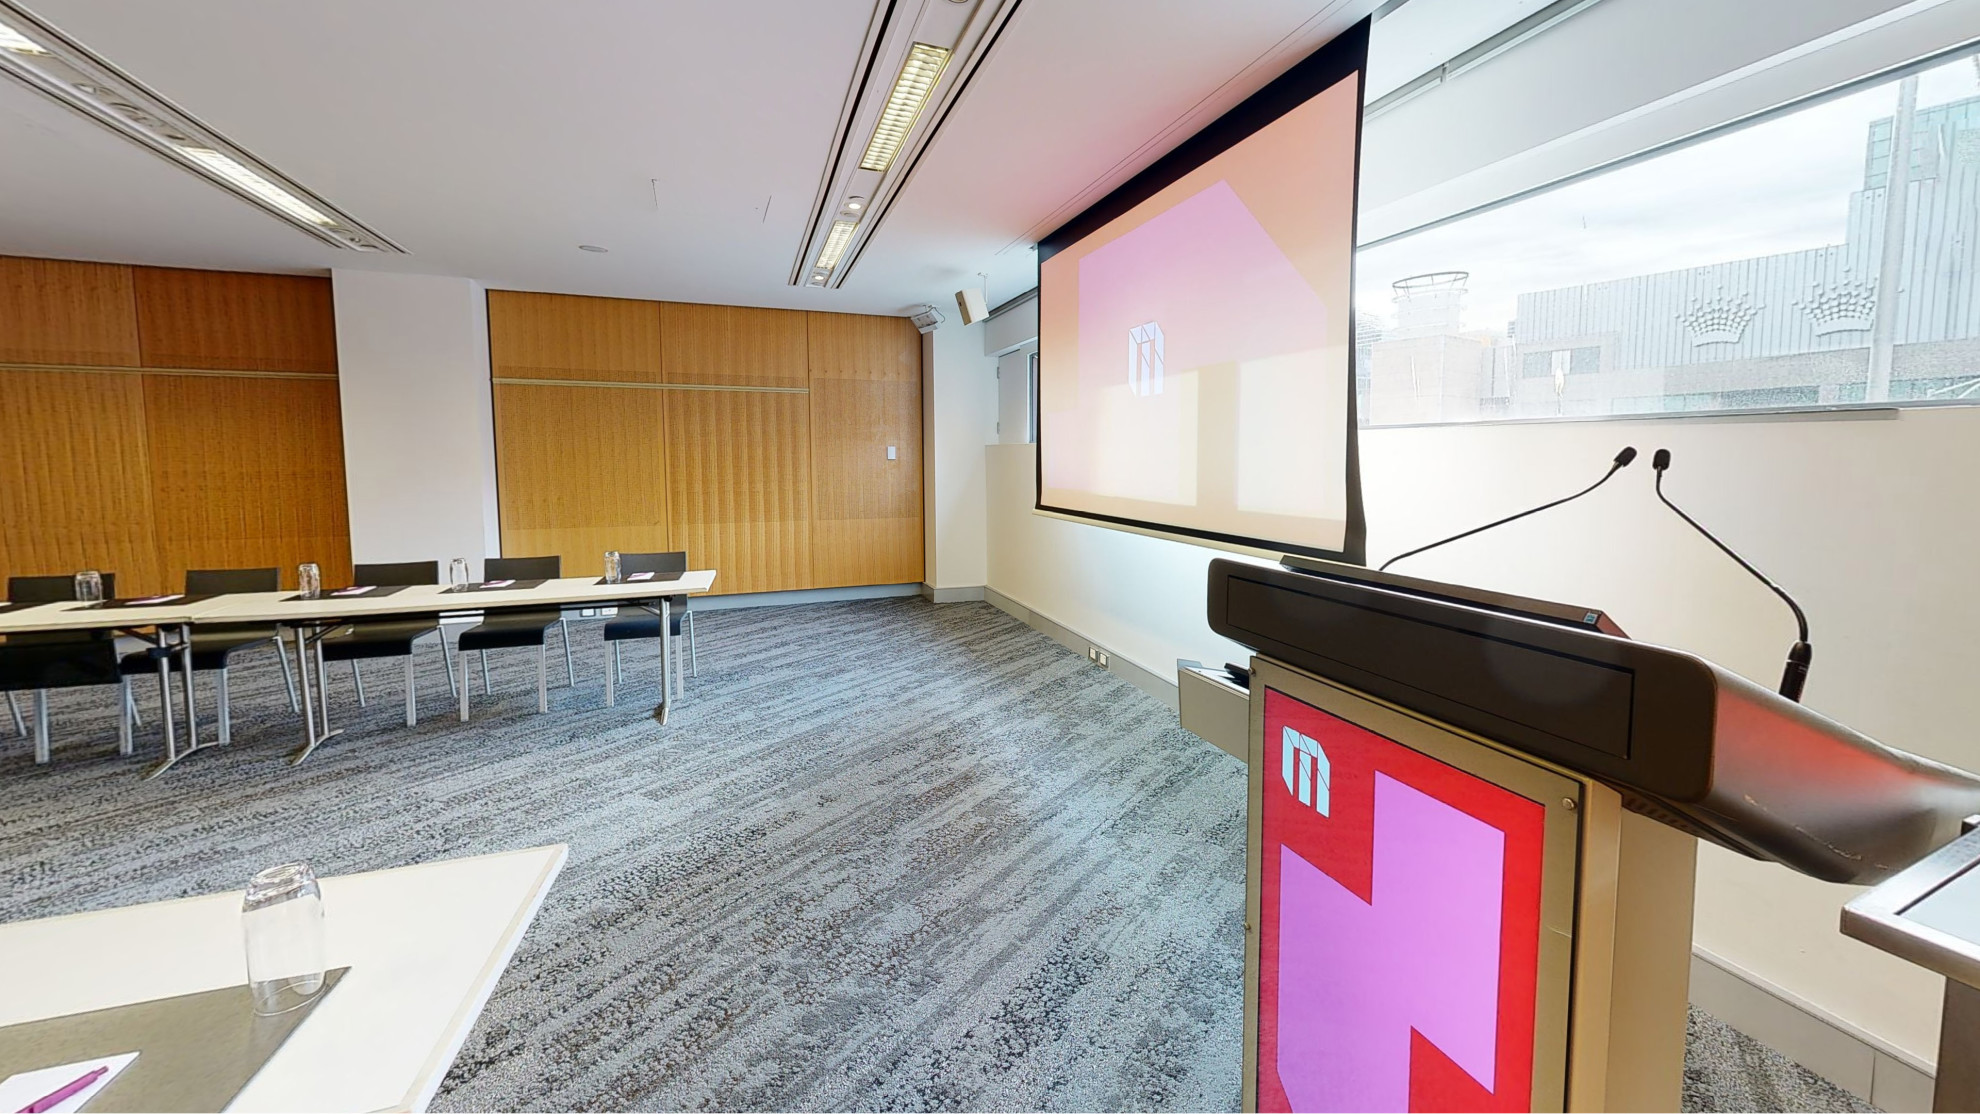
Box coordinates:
[332,586,375,596]
[0,1051,138,1113]
[626,572,655,581]
[130,594,182,605]
[482,579,515,588]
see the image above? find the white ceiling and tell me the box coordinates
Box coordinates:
[0,0,1387,314]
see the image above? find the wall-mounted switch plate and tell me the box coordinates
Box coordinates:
[1088,647,1109,667]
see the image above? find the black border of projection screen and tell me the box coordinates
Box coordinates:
[1034,18,1370,565]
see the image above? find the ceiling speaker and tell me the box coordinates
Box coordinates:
[955,287,988,325]
[910,305,946,334]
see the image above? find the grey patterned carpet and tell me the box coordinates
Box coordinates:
[0,598,1878,1112]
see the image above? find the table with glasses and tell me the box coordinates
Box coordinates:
[0,571,716,776]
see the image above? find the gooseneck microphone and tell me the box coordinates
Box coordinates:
[1379,446,1638,573]
[1651,449,1814,702]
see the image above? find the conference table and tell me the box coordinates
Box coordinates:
[0,844,567,1112]
[0,572,716,777]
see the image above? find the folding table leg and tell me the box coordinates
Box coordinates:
[275,636,300,713]
[118,679,133,756]
[219,667,232,746]
[6,692,24,737]
[538,643,549,713]
[560,619,575,686]
[352,660,368,707]
[33,689,50,764]
[480,651,492,696]
[605,644,617,707]
[404,654,417,727]
[654,600,670,725]
[458,648,471,723]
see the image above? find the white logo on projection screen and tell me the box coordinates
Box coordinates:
[1282,726,1330,815]
[1128,321,1165,396]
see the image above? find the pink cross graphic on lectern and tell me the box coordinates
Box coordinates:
[1275,773,1507,1112]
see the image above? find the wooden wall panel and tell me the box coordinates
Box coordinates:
[665,391,811,594]
[0,256,139,367]
[806,312,920,382]
[494,383,669,577]
[0,369,162,594]
[142,375,352,590]
[810,379,922,587]
[489,291,662,383]
[134,267,337,374]
[659,303,808,388]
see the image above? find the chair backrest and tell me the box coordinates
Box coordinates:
[485,555,560,581]
[185,567,279,595]
[618,551,687,578]
[8,573,117,602]
[353,561,439,587]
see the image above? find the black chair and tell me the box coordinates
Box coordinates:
[3,573,133,763]
[318,561,454,727]
[601,551,696,706]
[117,568,298,746]
[453,556,575,722]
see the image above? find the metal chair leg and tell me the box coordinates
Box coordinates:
[125,683,143,728]
[606,643,618,707]
[687,611,697,676]
[33,689,50,764]
[218,667,232,746]
[118,678,133,756]
[440,632,458,699]
[560,619,575,687]
[404,654,417,728]
[351,660,368,706]
[274,635,300,714]
[480,650,492,695]
[7,692,25,737]
[538,642,549,713]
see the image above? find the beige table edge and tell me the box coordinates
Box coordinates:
[0,845,569,1114]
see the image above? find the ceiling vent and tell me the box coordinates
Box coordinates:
[790,0,1020,289]
[0,1,402,252]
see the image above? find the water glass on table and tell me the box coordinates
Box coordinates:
[603,550,621,584]
[298,562,322,600]
[73,569,103,603]
[450,557,471,591]
[242,861,328,1015]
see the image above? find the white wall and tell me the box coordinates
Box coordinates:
[922,317,997,590]
[985,405,1980,1064]
[331,270,500,576]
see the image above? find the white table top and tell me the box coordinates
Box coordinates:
[0,573,716,635]
[0,845,568,1113]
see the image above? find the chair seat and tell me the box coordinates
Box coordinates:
[117,626,275,674]
[318,617,441,662]
[0,638,120,690]
[602,612,679,641]
[457,610,560,653]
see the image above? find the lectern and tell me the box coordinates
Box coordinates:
[1179,558,1980,1112]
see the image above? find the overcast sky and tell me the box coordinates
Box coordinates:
[1354,53,1980,335]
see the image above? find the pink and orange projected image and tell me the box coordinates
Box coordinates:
[1258,689,1547,1113]
[1037,73,1360,556]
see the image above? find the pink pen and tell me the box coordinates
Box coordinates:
[19,1065,107,1113]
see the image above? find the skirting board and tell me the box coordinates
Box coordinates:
[921,585,985,604]
[982,582,1936,1110]
[553,583,922,623]
[1690,947,1935,1112]
[983,586,1178,712]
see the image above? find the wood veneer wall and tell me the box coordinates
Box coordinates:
[488,290,923,595]
[0,256,352,596]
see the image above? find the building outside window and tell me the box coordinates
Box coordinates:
[1355,49,1980,426]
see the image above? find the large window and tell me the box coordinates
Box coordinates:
[1354,49,1980,426]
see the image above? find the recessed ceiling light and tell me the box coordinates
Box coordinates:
[815,219,858,270]
[808,273,827,286]
[845,197,865,212]
[858,42,951,173]
[579,244,609,253]
[177,147,335,226]
[0,1,398,251]
[0,19,47,54]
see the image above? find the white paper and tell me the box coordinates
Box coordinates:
[483,579,515,588]
[627,572,655,581]
[333,586,375,596]
[0,1052,138,1113]
[131,594,183,605]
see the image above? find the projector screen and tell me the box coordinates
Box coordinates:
[1036,22,1368,562]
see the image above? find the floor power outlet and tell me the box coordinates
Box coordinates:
[1087,647,1109,668]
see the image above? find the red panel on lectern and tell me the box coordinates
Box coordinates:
[1258,688,1547,1113]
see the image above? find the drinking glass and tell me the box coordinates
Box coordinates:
[449,557,471,591]
[298,562,322,600]
[73,570,103,603]
[603,550,622,584]
[242,861,327,1016]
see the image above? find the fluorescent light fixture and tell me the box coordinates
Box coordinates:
[858,42,951,172]
[815,219,858,270]
[180,147,335,226]
[0,19,46,53]
[0,0,399,251]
